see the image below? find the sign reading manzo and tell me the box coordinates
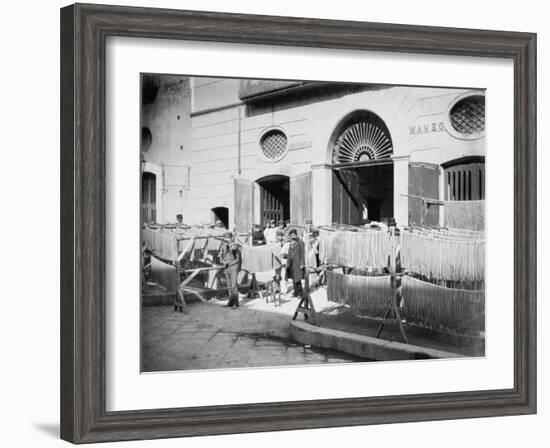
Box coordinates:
[410,121,446,135]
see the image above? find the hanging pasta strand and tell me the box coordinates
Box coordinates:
[241,244,282,273]
[150,256,179,293]
[319,228,390,269]
[402,275,485,335]
[400,229,485,282]
[326,271,392,317]
[143,225,239,263]
[142,227,178,261]
[317,223,485,336]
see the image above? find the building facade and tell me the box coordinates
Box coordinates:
[141,74,192,224]
[142,75,485,230]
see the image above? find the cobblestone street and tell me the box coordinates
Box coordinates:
[141,292,362,372]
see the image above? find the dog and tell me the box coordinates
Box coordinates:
[265,273,282,307]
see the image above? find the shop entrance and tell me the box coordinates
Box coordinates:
[332,163,394,224]
[256,175,290,226]
[330,111,394,225]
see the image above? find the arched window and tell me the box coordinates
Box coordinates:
[442,157,485,201]
[332,112,393,163]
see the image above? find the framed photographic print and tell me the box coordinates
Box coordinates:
[60,3,536,444]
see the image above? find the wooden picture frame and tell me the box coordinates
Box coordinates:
[60,3,536,444]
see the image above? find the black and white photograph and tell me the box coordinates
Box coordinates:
[140,75,486,372]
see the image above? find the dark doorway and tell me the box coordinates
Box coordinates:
[355,164,394,222]
[141,172,157,223]
[442,156,485,201]
[332,163,394,225]
[211,207,229,229]
[256,175,290,226]
[330,110,394,225]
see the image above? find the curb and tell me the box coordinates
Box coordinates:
[290,320,462,361]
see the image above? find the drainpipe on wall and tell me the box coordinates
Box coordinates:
[237,105,242,175]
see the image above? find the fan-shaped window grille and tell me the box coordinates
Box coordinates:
[450,95,485,135]
[260,129,288,161]
[332,120,393,163]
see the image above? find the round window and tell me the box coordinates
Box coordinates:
[449,95,485,135]
[260,129,288,161]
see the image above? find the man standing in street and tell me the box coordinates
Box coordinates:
[220,231,242,309]
[286,228,305,299]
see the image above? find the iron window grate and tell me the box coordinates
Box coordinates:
[261,130,288,160]
[450,95,485,135]
[333,121,393,163]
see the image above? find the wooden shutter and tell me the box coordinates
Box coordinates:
[234,178,254,232]
[408,162,440,226]
[290,172,312,226]
[331,171,361,225]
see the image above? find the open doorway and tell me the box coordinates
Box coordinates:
[211,207,229,229]
[141,171,157,223]
[330,110,394,225]
[256,175,290,226]
[333,164,393,224]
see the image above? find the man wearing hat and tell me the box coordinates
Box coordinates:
[220,231,242,309]
[286,228,305,299]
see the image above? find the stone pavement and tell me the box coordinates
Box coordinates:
[141,291,362,372]
[141,287,483,372]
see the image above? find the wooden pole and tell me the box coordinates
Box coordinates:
[292,222,317,324]
[375,226,408,343]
